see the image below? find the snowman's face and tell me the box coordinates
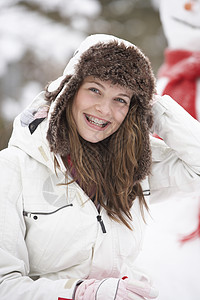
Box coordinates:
[160,0,200,51]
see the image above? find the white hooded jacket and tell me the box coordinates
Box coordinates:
[0,35,200,300]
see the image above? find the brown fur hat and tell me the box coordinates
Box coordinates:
[46,34,156,182]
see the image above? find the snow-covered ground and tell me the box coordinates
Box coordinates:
[136,196,200,300]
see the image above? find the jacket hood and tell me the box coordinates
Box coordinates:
[46,34,155,183]
[8,92,57,172]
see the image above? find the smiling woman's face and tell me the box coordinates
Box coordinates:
[71,76,133,143]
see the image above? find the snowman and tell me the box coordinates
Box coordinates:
[136,1,200,300]
[158,0,200,119]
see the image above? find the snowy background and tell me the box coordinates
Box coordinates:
[1,1,200,300]
[0,0,165,149]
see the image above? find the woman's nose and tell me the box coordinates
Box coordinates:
[95,97,111,116]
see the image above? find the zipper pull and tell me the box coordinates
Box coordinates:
[97,215,106,233]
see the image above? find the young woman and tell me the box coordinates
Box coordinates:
[0,34,200,300]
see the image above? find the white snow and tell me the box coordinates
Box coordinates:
[1,81,42,120]
[0,0,100,119]
[0,5,85,70]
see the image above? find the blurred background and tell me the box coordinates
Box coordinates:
[0,0,166,150]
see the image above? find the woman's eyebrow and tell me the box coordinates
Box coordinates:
[117,93,131,99]
[86,80,106,90]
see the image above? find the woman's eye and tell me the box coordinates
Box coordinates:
[115,98,127,104]
[89,87,100,94]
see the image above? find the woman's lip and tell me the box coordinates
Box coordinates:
[84,113,111,130]
[84,113,110,123]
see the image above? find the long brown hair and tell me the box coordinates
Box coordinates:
[61,90,150,230]
[46,39,155,230]
[46,40,154,227]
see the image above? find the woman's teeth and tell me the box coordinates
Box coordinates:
[85,114,108,128]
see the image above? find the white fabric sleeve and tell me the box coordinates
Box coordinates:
[149,95,200,203]
[0,149,81,300]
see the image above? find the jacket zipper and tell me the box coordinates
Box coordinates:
[95,202,106,234]
[23,203,73,219]
[97,215,106,233]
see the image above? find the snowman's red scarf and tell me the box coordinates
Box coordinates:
[158,49,200,119]
[158,49,200,243]
[179,205,200,243]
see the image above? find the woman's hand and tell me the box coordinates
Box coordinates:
[74,277,158,300]
[150,94,161,106]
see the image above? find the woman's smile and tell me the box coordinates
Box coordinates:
[84,113,111,130]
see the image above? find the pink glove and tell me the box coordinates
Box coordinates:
[74,277,158,300]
